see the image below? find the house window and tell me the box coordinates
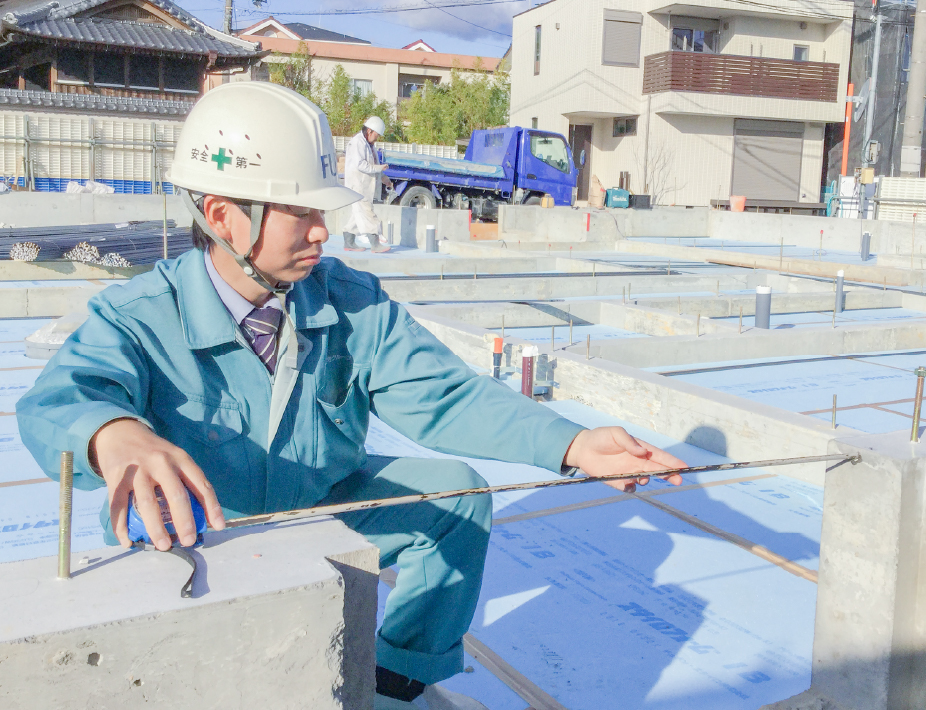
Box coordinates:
[163,58,201,93]
[531,117,538,129]
[602,10,643,67]
[94,52,125,87]
[529,133,570,174]
[534,25,542,75]
[613,117,637,137]
[399,75,437,99]
[56,50,90,84]
[671,28,718,53]
[350,78,373,98]
[23,63,51,91]
[129,54,159,90]
[793,45,809,61]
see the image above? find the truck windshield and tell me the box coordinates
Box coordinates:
[529,134,570,174]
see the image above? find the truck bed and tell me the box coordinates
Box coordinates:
[382,150,506,180]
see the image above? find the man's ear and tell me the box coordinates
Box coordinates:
[201,195,234,242]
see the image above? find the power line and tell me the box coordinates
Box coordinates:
[420,0,514,37]
[233,0,528,17]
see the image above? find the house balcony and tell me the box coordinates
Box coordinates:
[642,51,840,103]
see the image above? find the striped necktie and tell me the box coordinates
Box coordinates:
[241,305,283,373]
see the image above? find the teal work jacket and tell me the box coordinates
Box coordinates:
[16,251,585,534]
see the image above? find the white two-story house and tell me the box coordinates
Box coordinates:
[510,0,854,206]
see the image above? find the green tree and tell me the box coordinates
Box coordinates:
[270,48,398,139]
[402,61,510,146]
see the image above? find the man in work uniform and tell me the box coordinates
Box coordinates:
[16,83,685,710]
[343,115,392,253]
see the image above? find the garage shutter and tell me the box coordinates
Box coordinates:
[731,120,804,201]
[602,10,642,67]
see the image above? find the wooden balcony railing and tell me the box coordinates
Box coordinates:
[642,51,840,102]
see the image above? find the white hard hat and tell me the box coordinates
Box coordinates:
[167,82,361,293]
[363,116,386,136]
[169,82,359,211]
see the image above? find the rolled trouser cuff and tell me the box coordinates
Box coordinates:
[375,632,463,685]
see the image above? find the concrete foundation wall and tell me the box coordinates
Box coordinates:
[0,193,191,228]
[0,518,379,710]
[326,203,471,247]
[593,319,926,369]
[410,309,849,485]
[763,433,926,710]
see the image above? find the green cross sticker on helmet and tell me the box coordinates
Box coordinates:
[211,148,232,171]
[168,82,361,212]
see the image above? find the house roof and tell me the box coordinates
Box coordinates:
[236,16,369,44]
[402,39,435,52]
[0,86,192,114]
[241,35,501,71]
[283,22,369,44]
[0,0,261,60]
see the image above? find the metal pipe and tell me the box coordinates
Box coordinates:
[551,325,555,351]
[832,394,837,429]
[586,334,590,360]
[912,366,926,442]
[57,451,74,580]
[569,318,573,346]
[425,225,437,253]
[755,286,771,329]
[386,221,394,246]
[835,269,845,313]
[501,314,505,339]
[696,313,701,337]
[739,306,743,334]
[223,453,861,531]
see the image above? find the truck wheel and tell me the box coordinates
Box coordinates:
[399,186,437,209]
[523,195,542,206]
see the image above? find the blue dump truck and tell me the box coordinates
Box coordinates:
[382,126,581,221]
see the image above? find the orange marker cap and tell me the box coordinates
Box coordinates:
[493,337,503,354]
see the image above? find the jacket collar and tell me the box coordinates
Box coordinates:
[175,250,339,350]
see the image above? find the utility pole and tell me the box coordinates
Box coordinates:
[862,12,883,167]
[223,0,233,35]
[901,0,926,176]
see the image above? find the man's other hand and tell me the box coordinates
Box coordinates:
[563,427,688,493]
[90,419,225,551]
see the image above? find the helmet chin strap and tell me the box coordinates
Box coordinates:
[180,188,292,298]
[180,188,300,370]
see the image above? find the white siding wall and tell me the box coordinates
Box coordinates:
[511,0,851,206]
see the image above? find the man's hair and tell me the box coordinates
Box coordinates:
[190,197,268,251]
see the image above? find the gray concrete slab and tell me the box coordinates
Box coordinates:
[0,193,191,228]
[0,517,379,710]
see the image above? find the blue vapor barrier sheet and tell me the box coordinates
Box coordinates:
[656,349,926,435]
[717,307,926,330]
[368,400,821,709]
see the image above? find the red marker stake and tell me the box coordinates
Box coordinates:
[493,336,503,379]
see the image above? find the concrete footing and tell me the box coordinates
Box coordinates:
[762,433,926,710]
[0,518,379,710]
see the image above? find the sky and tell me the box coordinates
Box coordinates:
[176,0,539,57]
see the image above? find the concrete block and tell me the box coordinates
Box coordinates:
[327,204,471,247]
[0,193,190,228]
[0,518,379,710]
[762,432,926,710]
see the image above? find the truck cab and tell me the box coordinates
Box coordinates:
[383,126,579,220]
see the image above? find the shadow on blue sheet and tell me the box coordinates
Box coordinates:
[368,401,820,709]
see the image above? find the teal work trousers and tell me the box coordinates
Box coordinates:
[325,456,493,685]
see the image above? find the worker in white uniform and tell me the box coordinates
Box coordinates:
[343,116,392,253]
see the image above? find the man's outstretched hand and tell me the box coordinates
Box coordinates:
[90,419,226,551]
[563,427,688,493]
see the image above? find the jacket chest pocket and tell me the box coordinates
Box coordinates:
[155,396,248,463]
[316,362,367,447]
